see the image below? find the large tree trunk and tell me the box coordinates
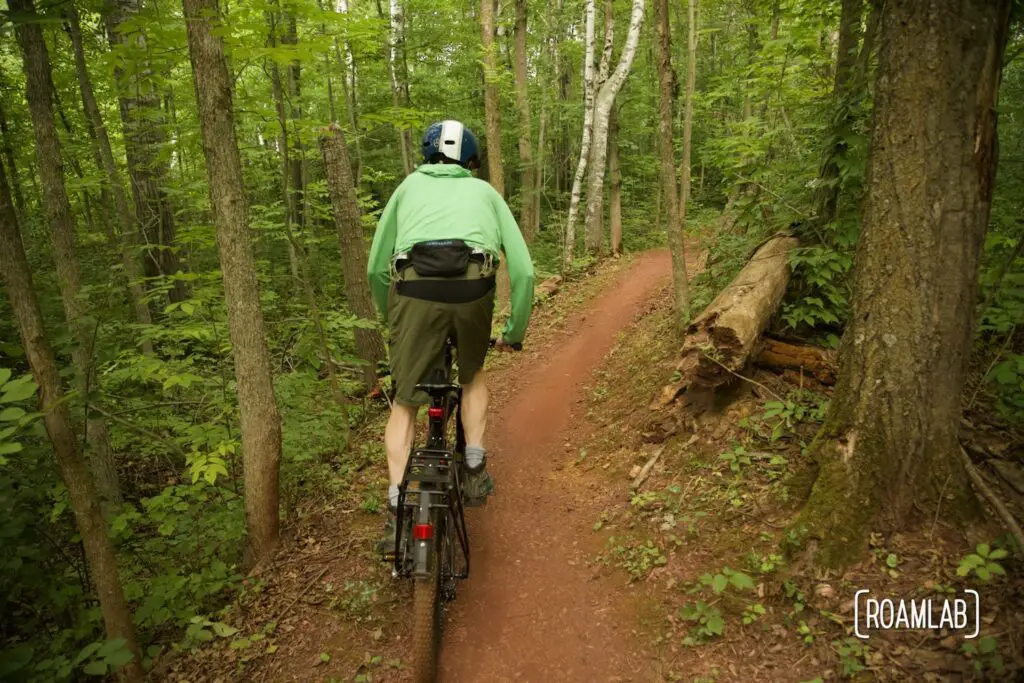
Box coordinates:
[562,0,596,269]
[654,0,685,332]
[608,105,622,255]
[674,0,697,317]
[582,0,645,257]
[335,0,362,183]
[106,0,188,304]
[0,142,144,683]
[480,0,504,194]
[183,0,284,567]
[320,124,387,390]
[281,13,305,232]
[65,6,154,355]
[14,0,122,510]
[795,0,1011,569]
[512,0,536,241]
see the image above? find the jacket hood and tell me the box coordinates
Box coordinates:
[416,163,472,178]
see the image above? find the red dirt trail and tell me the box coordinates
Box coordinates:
[438,250,672,682]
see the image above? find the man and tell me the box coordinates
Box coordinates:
[367,119,534,548]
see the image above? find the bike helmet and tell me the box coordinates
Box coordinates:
[421,120,480,168]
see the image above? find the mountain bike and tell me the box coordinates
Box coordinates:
[386,337,470,682]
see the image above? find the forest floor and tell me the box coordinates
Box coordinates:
[167,247,1024,683]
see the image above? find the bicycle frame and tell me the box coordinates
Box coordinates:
[392,340,471,584]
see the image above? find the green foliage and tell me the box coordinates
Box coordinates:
[781,245,853,332]
[832,637,870,678]
[603,536,668,582]
[956,543,1008,582]
[0,370,41,465]
[679,601,725,644]
[961,635,1004,675]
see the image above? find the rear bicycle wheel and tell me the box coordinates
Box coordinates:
[411,512,445,682]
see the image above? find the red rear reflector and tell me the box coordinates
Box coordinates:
[427,407,444,419]
[413,524,433,540]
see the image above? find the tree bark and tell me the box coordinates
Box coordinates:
[795,0,1012,569]
[582,0,644,257]
[106,0,188,304]
[183,0,284,567]
[562,0,596,269]
[65,6,154,355]
[320,124,387,390]
[0,92,25,217]
[608,104,622,255]
[654,0,686,332]
[14,0,122,510]
[755,338,838,385]
[0,131,143,683]
[512,0,536,241]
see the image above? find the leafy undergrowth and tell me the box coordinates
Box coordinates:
[161,254,640,682]
[574,286,1024,682]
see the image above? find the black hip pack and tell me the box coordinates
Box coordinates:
[397,240,494,304]
[409,239,473,277]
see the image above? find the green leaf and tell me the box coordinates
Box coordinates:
[886,553,899,568]
[729,571,755,591]
[1,379,37,403]
[0,407,26,421]
[987,562,1006,576]
[212,622,239,637]
[976,543,991,557]
[319,652,331,663]
[83,660,107,676]
[711,574,728,594]
[74,643,102,665]
[0,369,11,386]
[705,614,725,635]
[976,566,991,581]
[104,648,135,668]
[979,636,998,654]
[988,548,1008,560]
[0,442,23,455]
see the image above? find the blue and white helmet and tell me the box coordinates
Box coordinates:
[421,120,480,168]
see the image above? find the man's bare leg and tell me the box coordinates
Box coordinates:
[385,402,416,507]
[460,369,488,457]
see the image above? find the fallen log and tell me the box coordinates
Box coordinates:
[755,337,838,385]
[658,235,799,406]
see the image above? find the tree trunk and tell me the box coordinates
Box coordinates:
[106,0,188,304]
[795,0,1012,569]
[480,0,504,195]
[673,0,697,318]
[0,124,144,683]
[65,6,154,355]
[810,0,863,230]
[512,0,536,241]
[654,0,685,332]
[562,0,596,269]
[320,124,387,390]
[14,0,122,510]
[334,0,362,182]
[388,0,414,175]
[0,95,25,217]
[282,13,305,232]
[582,0,644,258]
[183,0,284,567]
[608,105,622,255]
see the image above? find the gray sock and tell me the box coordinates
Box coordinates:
[388,483,399,509]
[465,444,486,470]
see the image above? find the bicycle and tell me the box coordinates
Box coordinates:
[387,337,470,682]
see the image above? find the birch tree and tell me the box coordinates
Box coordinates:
[562,0,596,269]
[582,0,646,256]
[389,0,414,175]
[513,0,536,240]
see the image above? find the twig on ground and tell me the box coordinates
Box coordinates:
[959,445,1024,554]
[631,445,666,493]
[278,567,329,621]
[700,351,785,402]
[930,473,953,539]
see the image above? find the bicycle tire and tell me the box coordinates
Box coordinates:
[411,511,444,682]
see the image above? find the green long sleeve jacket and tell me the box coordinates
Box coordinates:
[366,163,535,344]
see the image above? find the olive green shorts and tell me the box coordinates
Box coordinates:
[388,264,496,406]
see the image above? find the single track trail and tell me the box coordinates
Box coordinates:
[439,250,672,681]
